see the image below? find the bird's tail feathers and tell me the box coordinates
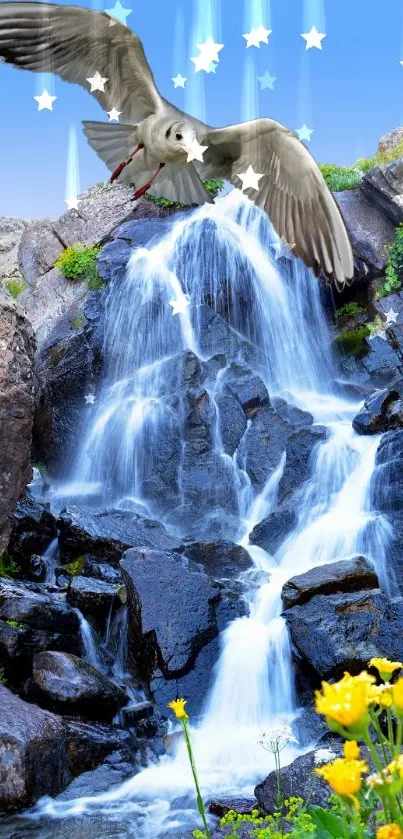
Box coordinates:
[81,120,140,174]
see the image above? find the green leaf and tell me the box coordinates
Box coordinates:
[306,805,349,838]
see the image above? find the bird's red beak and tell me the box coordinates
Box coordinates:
[110,143,144,184]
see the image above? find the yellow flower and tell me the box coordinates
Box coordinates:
[377,825,403,839]
[167,698,188,720]
[315,672,373,731]
[315,756,368,805]
[392,679,403,714]
[368,684,393,708]
[369,658,403,682]
[344,740,360,760]
[387,755,403,778]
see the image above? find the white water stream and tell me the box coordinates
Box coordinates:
[34,191,391,836]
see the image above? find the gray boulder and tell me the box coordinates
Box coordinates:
[8,491,57,560]
[281,556,379,609]
[255,748,342,815]
[361,158,403,226]
[0,300,35,552]
[120,547,246,717]
[67,576,119,630]
[182,541,252,579]
[0,683,67,811]
[58,506,181,563]
[284,588,403,680]
[26,651,126,721]
[352,387,403,434]
[249,504,297,556]
[334,188,395,277]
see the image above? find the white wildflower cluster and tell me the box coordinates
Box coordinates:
[258,725,297,753]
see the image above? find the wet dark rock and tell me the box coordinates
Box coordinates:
[67,576,119,629]
[0,578,80,683]
[352,387,403,434]
[82,557,122,585]
[281,556,379,609]
[65,719,136,777]
[0,683,67,811]
[26,651,126,721]
[58,506,181,563]
[360,158,403,226]
[196,305,262,367]
[284,588,403,680]
[33,292,104,472]
[0,301,35,552]
[182,541,253,579]
[0,578,78,634]
[121,547,245,717]
[334,188,396,277]
[249,504,297,555]
[220,362,270,417]
[237,404,317,491]
[372,430,403,514]
[25,554,48,582]
[360,335,403,388]
[120,547,218,678]
[255,748,342,815]
[208,796,259,817]
[174,450,240,539]
[8,492,57,560]
[184,388,217,454]
[216,388,248,456]
[277,425,328,504]
[56,750,135,803]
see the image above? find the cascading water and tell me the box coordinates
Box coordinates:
[33,190,392,836]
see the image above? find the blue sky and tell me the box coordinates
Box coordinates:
[0,0,402,218]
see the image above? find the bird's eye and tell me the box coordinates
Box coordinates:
[176,133,183,141]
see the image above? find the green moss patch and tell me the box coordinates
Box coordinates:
[55,244,104,291]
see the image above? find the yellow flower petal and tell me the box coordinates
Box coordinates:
[167,697,188,720]
[344,740,360,760]
[315,672,373,729]
[392,678,403,713]
[377,825,403,839]
[315,756,367,803]
[369,658,403,682]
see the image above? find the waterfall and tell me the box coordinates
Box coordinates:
[35,191,390,836]
[75,609,104,672]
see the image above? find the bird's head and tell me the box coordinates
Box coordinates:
[165,121,196,161]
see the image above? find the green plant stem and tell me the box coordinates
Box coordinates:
[386,708,396,758]
[364,733,392,822]
[370,709,392,764]
[182,719,211,839]
[274,747,285,837]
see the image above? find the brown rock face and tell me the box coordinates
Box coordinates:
[0,301,35,551]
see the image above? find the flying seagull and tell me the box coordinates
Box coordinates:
[0,2,354,289]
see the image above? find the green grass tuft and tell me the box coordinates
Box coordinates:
[65,555,87,577]
[4,276,27,298]
[334,325,371,356]
[55,244,104,291]
[0,553,19,579]
[146,178,225,209]
[376,223,403,298]
[335,301,366,319]
[319,138,403,192]
[70,313,85,330]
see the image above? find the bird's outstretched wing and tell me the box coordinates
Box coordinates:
[197,119,354,290]
[0,1,161,121]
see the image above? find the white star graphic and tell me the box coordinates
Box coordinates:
[296,124,314,142]
[107,107,122,122]
[65,196,79,211]
[84,393,97,404]
[385,308,399,325]
[243,26,272,48]
[105,1,132,26]
[172,74,187,89]
[191,51,214,73]
[186,138,208,163]
[400,61,403,66]
[34,89,57,111]
[257,71,277,90]
[195,36,224,64]
[86,72,108,93]
[237,165,264,192]
[170,295,190,315]
[301,25,326,50]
